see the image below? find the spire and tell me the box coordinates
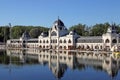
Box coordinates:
[58,16,59,20]
[107,23,117,33]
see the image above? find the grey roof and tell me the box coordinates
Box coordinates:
[54,19,64,26]
[27,38,38,41]
[77,36,103,43]
[22,31,31,39]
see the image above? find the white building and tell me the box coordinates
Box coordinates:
[7,18,120,51]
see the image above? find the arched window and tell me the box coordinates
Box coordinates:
[64,39,66,43]
[105,39,110,43]
[86,45,90,49]
[53,39,55,43]
[55,26,57,30]
[40,40,42,43]
[51,31,57,36]
[60,40,62,43]
[95,46,99,49]
[43,40,45,43]
[55,39,57,43]
[112,39,117,43]
[43,45,45,48]
[46,40,49,43]
[68,39,71,43]
[59,46,62,49]
[64,46,66,49]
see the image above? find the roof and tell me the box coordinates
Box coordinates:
[22,31,31,39]
[77,36,102,43]
[53,19,64,26]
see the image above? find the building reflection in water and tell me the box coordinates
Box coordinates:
[5,49,120,79]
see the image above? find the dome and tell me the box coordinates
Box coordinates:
[53,19,64,26]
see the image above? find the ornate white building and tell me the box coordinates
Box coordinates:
[7,18,120,51]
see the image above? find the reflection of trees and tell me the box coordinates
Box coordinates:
[92,65,103,71]
[0,54,9,64]
[4,49,120,79]
[0,50,39,65]
[76,63,85,71]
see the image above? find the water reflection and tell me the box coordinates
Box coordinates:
[1,49,120,79]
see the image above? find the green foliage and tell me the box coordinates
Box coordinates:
[90,23,110,36]
[0,25,49,42]
[0,26,10,42]
[69,22,113,36]
[11,26,24,39]
[69,24,87,36]
[29,28,41,38]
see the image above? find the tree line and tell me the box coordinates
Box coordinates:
[0,25,49,42]
[0,22,120,42]
[69,22,120,36]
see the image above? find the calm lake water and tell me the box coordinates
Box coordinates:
[0,49,120,80]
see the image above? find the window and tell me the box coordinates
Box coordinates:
[112,39,117,43]
[95,46,99,49]
[40,40,42,43]
[46,40,49,43]
[64,39,66,43]
[105,39,109,43]
[59,27,62,30]
[64,46,66,49]
[55,26,57,30]
[60,40,62,43]
[55,39,57,43]
[60,46,62,49]
[68,39,71,43]
[51,31,57,36]
[43,40,45,43]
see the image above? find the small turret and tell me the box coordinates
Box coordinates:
[21,31,30,39]
[107,24,117,33]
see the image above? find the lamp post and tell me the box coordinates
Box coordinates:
[9,23,12,39]
[8,23,12,48]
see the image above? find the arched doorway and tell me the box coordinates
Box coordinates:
[105,39,110,43]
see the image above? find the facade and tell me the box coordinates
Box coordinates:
[7,18,120,51]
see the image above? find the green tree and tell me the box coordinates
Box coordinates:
[11,26,24,39]
[90,23,110,36]
[69,23,87,36]
[29,28,41,38]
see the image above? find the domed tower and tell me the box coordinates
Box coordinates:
[49,18,68,37]
[102,24,119,51]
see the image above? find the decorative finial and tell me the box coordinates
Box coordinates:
[9,23,11,27]
[58,16,59,20]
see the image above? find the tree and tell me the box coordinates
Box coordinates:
[69,23,87,36]
[90,23,110,36]
[11,26,24,39]
[29,28,41,38]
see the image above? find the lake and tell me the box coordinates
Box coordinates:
[0,49,120,80]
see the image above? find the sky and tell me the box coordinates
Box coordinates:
[0,0,120,28]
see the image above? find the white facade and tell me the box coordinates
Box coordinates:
[7,19,120,51]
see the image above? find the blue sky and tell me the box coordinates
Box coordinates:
[0,0,120,28]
